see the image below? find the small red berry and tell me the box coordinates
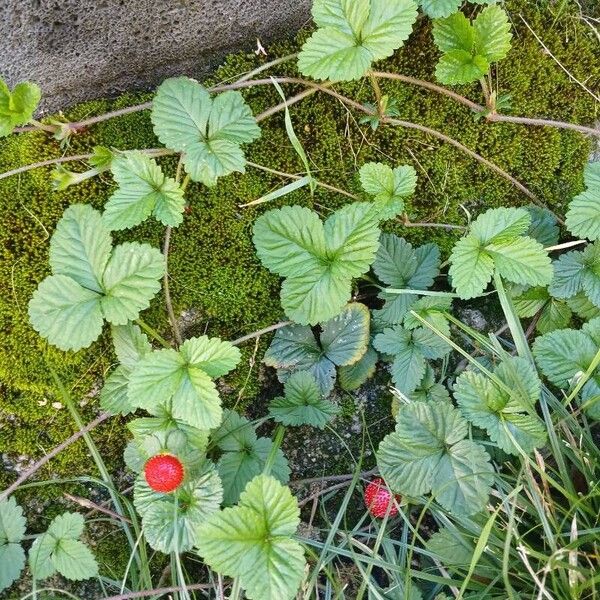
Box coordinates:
[364,478,401,518]
[144,454,184,493]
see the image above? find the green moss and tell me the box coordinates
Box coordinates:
[0,0,598,494]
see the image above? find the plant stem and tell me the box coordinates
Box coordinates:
[368,71,385,118]
[230,321,292,346]
[0,412,111,502]
[162,226,182,346]
[263,424,286,477]
[136,317,172,349]
[493,271,534,363]
[101,584,212,600]
[229,579,242,600]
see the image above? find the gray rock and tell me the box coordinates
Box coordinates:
[1,0,311,112]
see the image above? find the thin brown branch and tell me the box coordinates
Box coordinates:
[230,321,292,346]
[0,412,111,502]
[64,492,132,524]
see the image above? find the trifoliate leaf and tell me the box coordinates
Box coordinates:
[373,325,450,394]
[433,5,511,85]
[339,346,379,390]
[0,498,26,592]
[103,151,186,230]
[254,203,380,324]
[373,234,441,325]
[359,162,417,219]
[28,205,165,351]
[449,207,551,299]
[550,242,600,308]
[197,475,306,600]
[137,466,223,553]
[264,303,370,394]
[566,162,600,241]
[128,336,240,429]
[454,357,546,454]
[269,371,339,428]
[409,365,451,403]
[377,402,493,515]
[298,0,418,82]
[151,77,260,187]
[533,325,599,389]
[29,512,98,581]
[0,79,41,136]
[218,437,290,506]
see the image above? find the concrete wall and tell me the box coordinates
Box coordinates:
[1,0,311,113]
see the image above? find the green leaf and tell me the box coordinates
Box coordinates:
[49,203,111,294]
[100,365,134,415]
[151,77,260,187]
[486,237,553,286]
[264,304,370,394]
[28,205,165,351]
[454,357,546,454]
[432,5,511,84]
[567,292,600,321]
[427,527,474,566]
[374,325,449,394]
[298,0,418,82]
[566,162,600,241]
[533,327,598,388]
[128,336,241,429]
[197,474,306,600]
[377,402,493,515]
[111,323,152,369]
[419,0,462,19]
[0,79,41,136]
[100,242,165,325]
[550,242,600,308]
[0,498,27,592]
[449,208,551,299]
[403,296,452,337]
[526,205,559,247]
[373,234,440,325]
[435,50,489,85]
[103,151,186,230]
[359,162,417,219]
[218,437,290,505]
[212,409,258,452]
[139,466,223,553]
[513,287,572,334]
[269,371,339,428]
[473,5,512,62]
[28,275,104,352]
[255,203,379,324]
[29,512,98,581]
[339,346,378,390]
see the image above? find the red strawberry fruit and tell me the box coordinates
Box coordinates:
[144,454,184,493]
[364,477,401,518]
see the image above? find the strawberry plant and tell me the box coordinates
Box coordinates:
[2,0,600,597]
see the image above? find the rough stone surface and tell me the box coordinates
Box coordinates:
[1,0,311,112]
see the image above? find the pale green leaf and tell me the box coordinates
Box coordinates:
[48,512,84,540]
[28,275,104,352]
[0,498,26,544]
[28,535,57,580]
[179,336,241,378]
[151,77,260,186]
[196,475,305,600]
[52,539,98,581]
[100,365,134,415]
[470,207,531,245]
[49,204,111,293]
[359,162,417,219]
[427,527,473,566]
[566,165,600,240]
[0,544,25,592]
[432,11,474,53]
[448,235,494,299]
[103,151,186,230]
[0,79,41,136]
[299,0,418,82]
[212,409,258,452]
[100,242,165,325]
[420,0,462,19]
[111,323,152,369]
[435,50,489,84]
[473,5,512,62]
[486,237,552,286]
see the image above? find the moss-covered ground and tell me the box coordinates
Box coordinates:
[0,0,598,582]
